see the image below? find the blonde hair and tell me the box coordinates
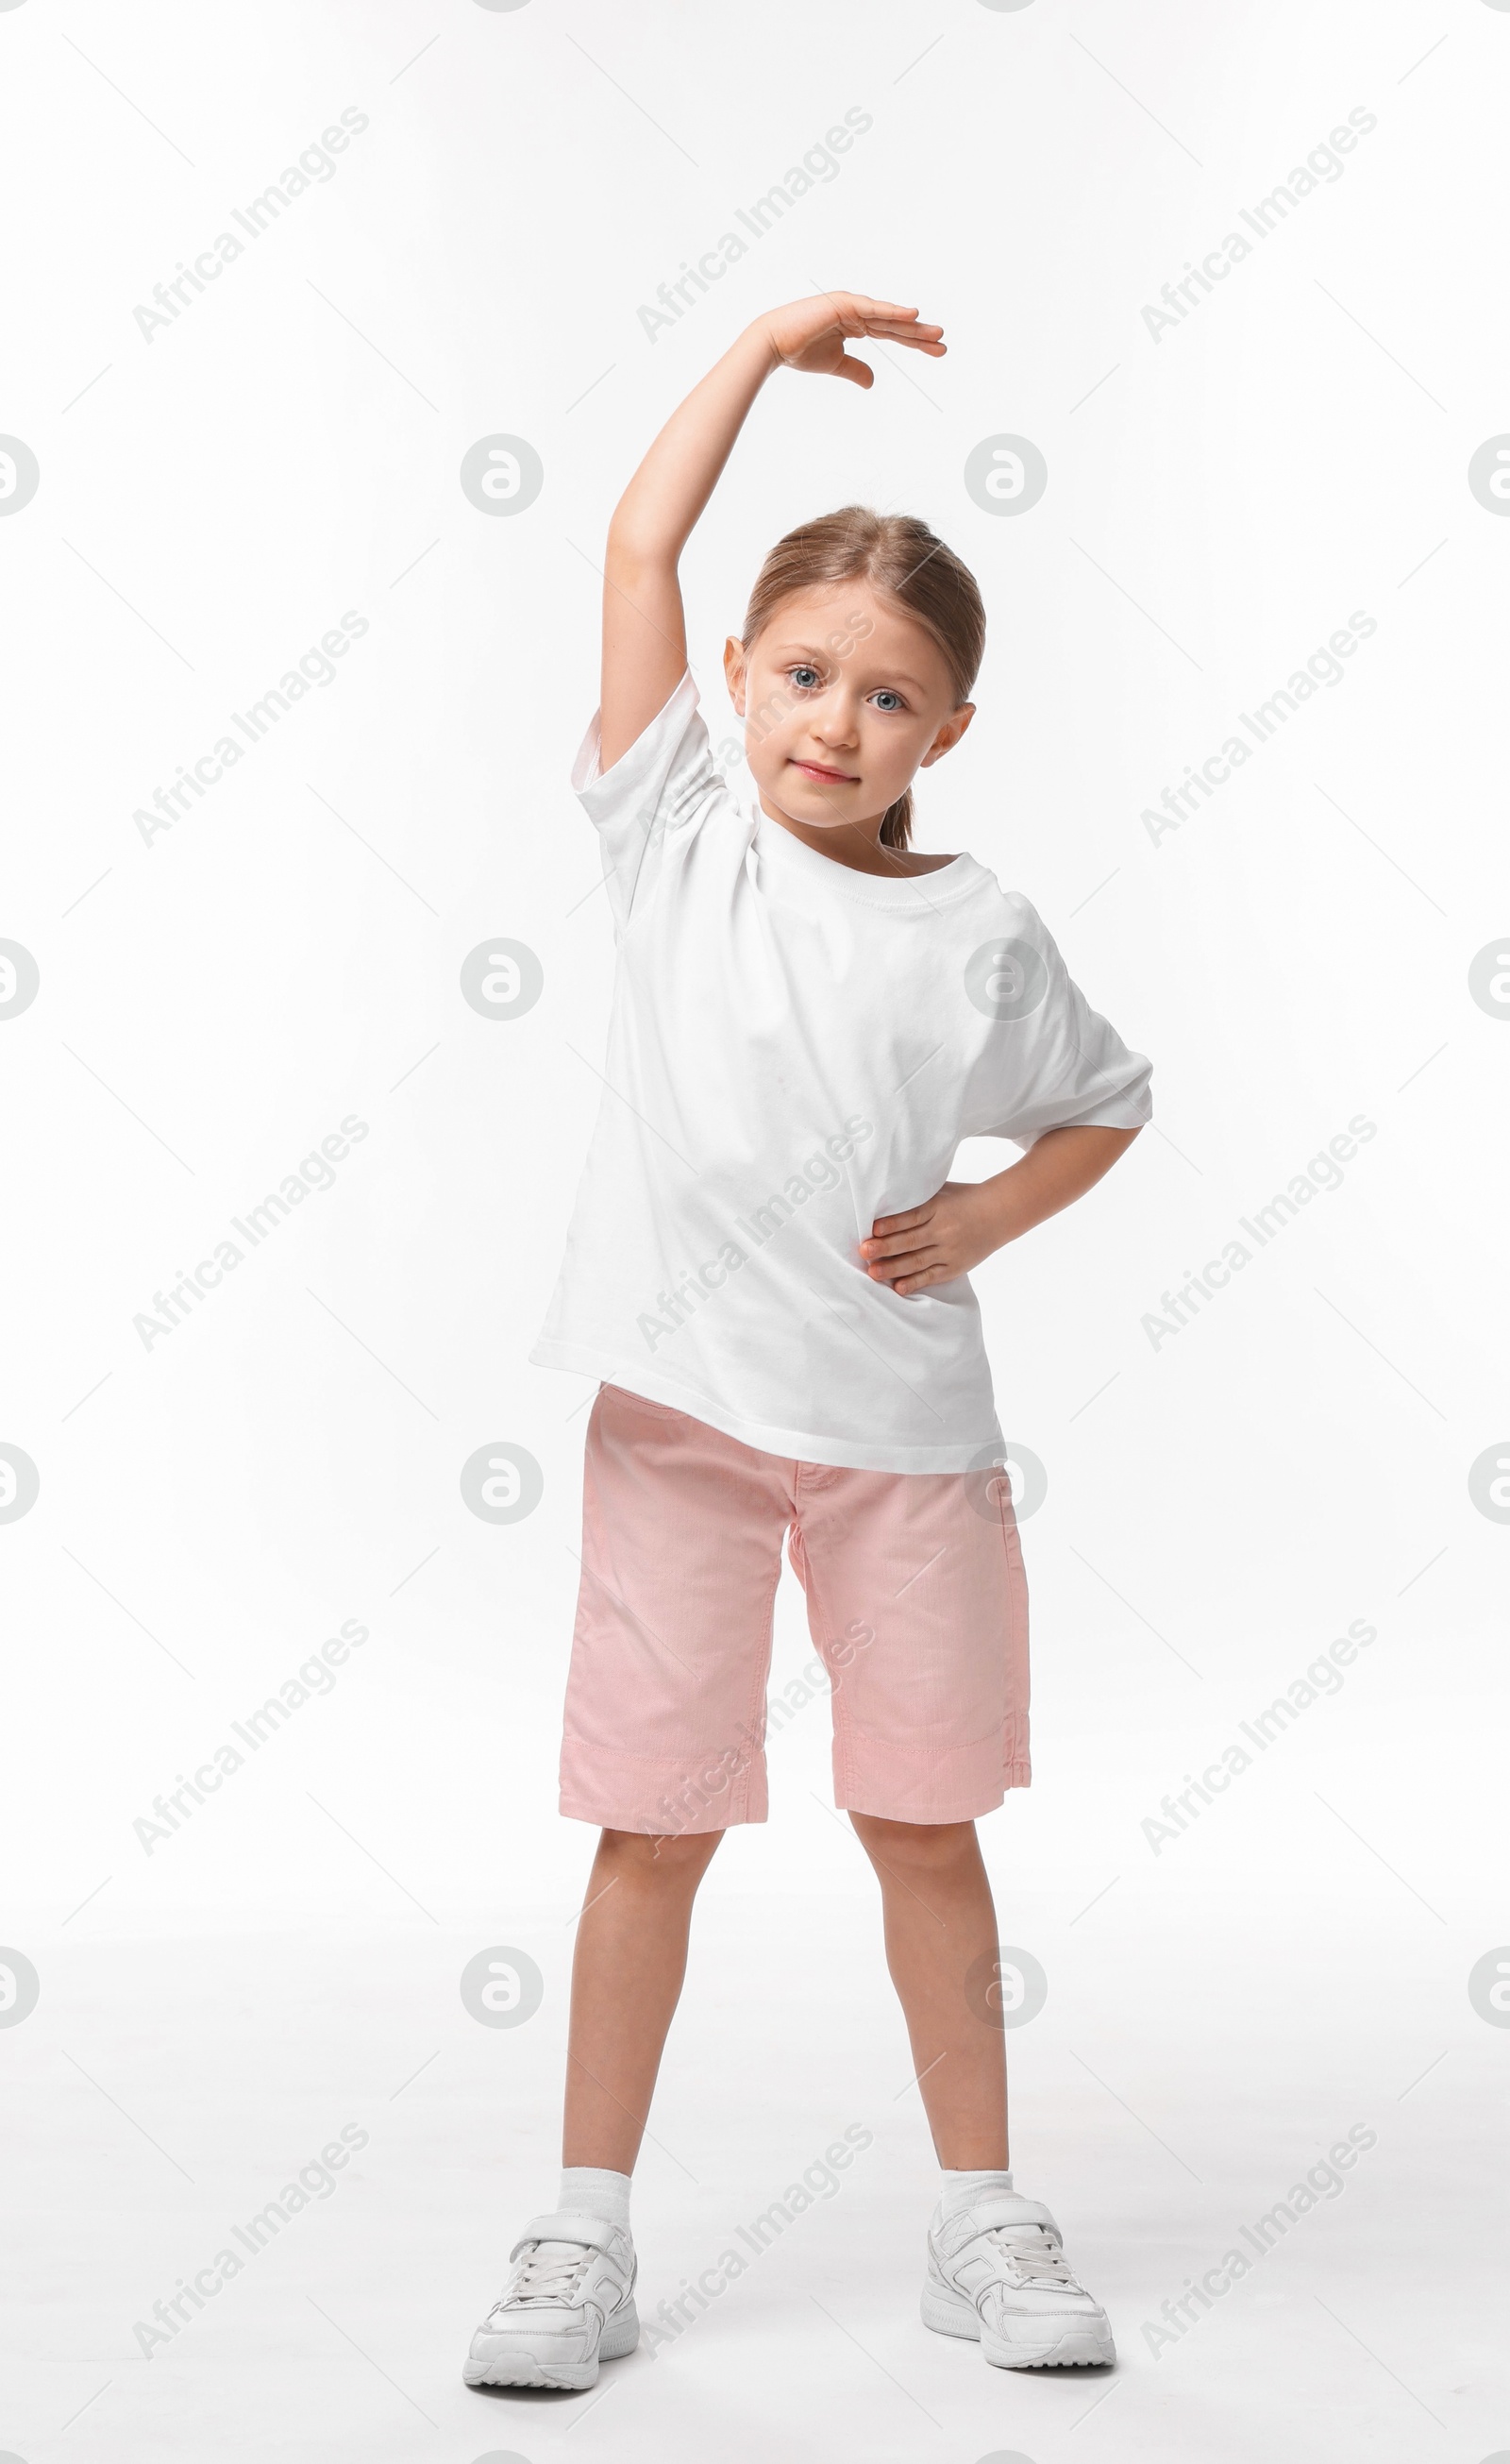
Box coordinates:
[740,505,986,849]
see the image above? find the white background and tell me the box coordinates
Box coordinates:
[2,1,1507,2457]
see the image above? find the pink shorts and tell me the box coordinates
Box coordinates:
[559,1384,1031,1835]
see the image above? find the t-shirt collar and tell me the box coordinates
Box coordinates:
[749,801,980,907]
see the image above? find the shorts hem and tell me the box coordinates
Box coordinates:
[560,1733,768,1836]
[835,1759,1032,1824]
[558,1790,767,1835]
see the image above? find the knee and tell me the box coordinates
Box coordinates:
[849,1813,979,1879]
[598,1825,723,1885]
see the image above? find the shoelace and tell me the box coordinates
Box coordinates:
[492,2238,596,2312]
[982,2228,1084,2290]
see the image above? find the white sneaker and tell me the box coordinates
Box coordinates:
[463,2208,640,2390]
[922,2190,1115,2370]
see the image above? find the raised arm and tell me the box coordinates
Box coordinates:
[597,294,946,771]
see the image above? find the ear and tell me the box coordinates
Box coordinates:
[919,701,976,768]
[723,634,747,716]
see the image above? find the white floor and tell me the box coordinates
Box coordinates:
[4,1863,1504,2464]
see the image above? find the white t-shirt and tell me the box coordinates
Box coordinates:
[530,668,1152,1472]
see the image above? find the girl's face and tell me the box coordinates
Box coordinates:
[723,580,974,848]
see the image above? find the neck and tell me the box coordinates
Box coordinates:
[755,793,956,879]
[755,792,898,875]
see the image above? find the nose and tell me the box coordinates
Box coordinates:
[810,690,860,751]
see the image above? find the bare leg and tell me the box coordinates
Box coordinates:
[562,1827,724,2171]
[848,1813,1009,2169]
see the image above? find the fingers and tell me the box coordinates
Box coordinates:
[820,294,946,350]
[864,1244,937,1282]
[852,317,946,350]
[857,329,947,358]
[872,1256,949,1295]
[835,354,875,388]
[840,294,929,322]
[861,1227,926,1260]
[867,1204,930,1238]
[861,1188,954,1292]
[852,314,942,337]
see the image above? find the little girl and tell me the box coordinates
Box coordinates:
[465,293,1151,2389]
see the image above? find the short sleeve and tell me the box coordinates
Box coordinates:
[963,898,1152,1146]
[571,667,729,937]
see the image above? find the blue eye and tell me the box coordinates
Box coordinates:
[871,689,904,713]
[790,665,820,688]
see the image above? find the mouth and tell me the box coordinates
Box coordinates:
[788,757,859,785]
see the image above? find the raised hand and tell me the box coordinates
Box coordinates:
[599,293,946,768]
[758,292,946,388]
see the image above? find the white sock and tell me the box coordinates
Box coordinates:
[938,2166,1014,2219]
[559,2165,632,2229]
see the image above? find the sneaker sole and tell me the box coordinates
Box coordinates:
[463,2304,640,2390]
[921,2278,1115,2370]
